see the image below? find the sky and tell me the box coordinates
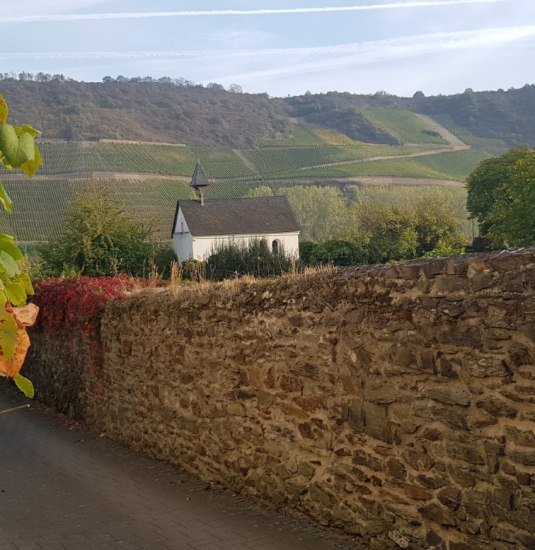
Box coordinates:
[0,0,534,97]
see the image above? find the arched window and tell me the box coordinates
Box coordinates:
[272,239,280,255]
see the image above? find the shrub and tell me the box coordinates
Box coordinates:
[205,239,292,280]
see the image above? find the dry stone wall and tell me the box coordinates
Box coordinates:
[26,250,535,549]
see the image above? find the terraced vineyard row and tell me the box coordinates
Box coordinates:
[0,178,194,241]
[191,148,256,178]
[37,141,198,176]
[242,144,423,176]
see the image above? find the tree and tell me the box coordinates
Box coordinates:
[466,148,529,235]
[228,83,243,94]
[278,185,348,241]
[484,150,535,247]
[38,189,153,277]
[414,196,466,256]
[0,94,42,397]
[353,198,466,263]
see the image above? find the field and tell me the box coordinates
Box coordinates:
[414,149,495,179]
[430,114,507,147]
[361,109,448,144]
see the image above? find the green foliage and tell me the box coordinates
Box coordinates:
[479,150,535,247]
[356,205,419,263]
[13,374,34,398]
[299,240,367,266]
[37,189,153,277]
[247,186,274,198]
[205,239,292,281]
[0,94,42,395]
[180,259,205,281]
[466,148,529,236]
[278,185,348,241]
[353,198,466,263]
[151,243,178,279]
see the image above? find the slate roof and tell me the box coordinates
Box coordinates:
[190,162,210,189]
[173,196,300,237]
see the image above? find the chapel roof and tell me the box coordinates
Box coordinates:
[173,196,300,237]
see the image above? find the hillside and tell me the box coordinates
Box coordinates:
[1,79,533,243]
[0,81,286,148]
[1,79,535,148]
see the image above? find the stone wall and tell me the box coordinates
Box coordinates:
[26,250,535,549]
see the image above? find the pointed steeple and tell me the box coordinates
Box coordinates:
[190,161,209,205]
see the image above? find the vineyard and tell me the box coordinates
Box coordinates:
[0,113,501,243]
[37,141,198,176]
[190,148,256,179]
[274,158,453,180]
[0,178,193,241]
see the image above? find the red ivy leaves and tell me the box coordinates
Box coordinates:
[33,276,146,337]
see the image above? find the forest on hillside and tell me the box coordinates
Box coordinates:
[1,76,535,147]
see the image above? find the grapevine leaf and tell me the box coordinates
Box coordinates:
[0,182,13,214]
[0,124,18,166]
[5,283,27,307]
[13,374,34,399]
[0,233,22,260]
[20,124,40,138]
[19,273,34,296]
[20,144,43,178]
[14,131,35,167]
[0,251,21,277]
[0,307,18,359]
[0,96,8,124]
[0,290,7,306]
[0,125,35,168]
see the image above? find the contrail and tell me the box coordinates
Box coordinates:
[0,0,507,24]
[1,25,532,63]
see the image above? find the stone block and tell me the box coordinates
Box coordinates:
[446,442,486,465]
[413,402,468,430]
[471,271,495,291]
[385,458,407,480]
[422,385,472,406]
[508,449,535,466]
[475,397,517,417]
[348,398,396,443]
[437,486,462,510]
[418,502,456,527]
[401,449,434,472]
[353,449,383,471]
[434,276,469,293]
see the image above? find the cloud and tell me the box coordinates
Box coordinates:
[0,0,508,24]
[212,25,535,84]
[1,24,533,65]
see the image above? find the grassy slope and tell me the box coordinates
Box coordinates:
[361,109,448,144]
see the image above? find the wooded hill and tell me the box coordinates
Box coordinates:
[1,79,535,148]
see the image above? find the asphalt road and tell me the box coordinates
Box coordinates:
[0,384,358,550]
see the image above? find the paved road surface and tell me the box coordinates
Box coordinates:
[0,385,359,550]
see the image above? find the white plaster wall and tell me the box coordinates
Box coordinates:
[172,209,193,262]
[191,232,300,261]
